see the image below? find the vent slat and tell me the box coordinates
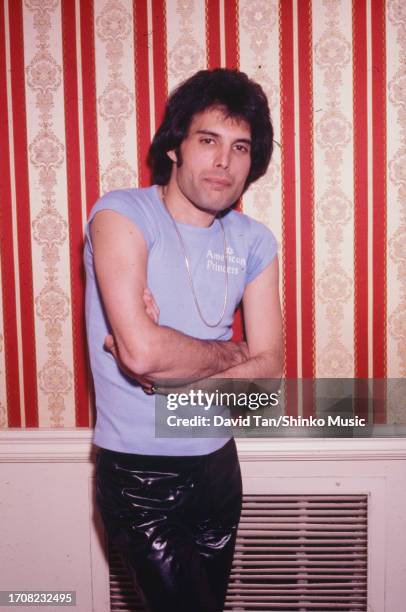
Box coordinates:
[234,552,368,557]
[239,529,367,534]
[226,596,368,602]
[236,536,367,543]
[227,584,367,591]
[242,509,368,513]
[235,545,367,552]
[243,495,367,501]
[230,570,367,577]
[241,514,366,529]
[231,560,367,566]
[225,494,368,611]
[224,601,367,612]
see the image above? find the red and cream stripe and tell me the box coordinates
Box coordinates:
[297,0,315,415]
[0,1,394,429]
[206,0,221,68]
[133,0,168,187]
[206,1,239,71]
[371,0,387,379]
[133,0,152,187]
[152,0,168,128]
[79,0,99,215]
[353,0,387,419]
[224,0,239,69]
[279,0,315,414]
[280,0,298,413]
[62,0,91,427]
[297,0,315,382]
[8,0,38,427]
[371,0,387,420]
[0,0,21,426]
[353,0,369,381]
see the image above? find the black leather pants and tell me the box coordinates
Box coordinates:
[95,438,242,612]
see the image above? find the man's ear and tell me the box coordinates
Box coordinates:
[167,150,177,163]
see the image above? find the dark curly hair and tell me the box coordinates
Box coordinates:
[148,69,273,191]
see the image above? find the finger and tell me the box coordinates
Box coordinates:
[104,334,115,350]
[150,302,159,321]
[148,296,160,320]
[109,345,118,360]
[145,306,158,323]
[145,302,158,322]
[143,293,158,317]
[144,288,159,312]
[143,288,154,304]
[144,294,159,323]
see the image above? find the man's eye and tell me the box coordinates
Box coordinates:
[235,144,249,153]
[200,137,215,144]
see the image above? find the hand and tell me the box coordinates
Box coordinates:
[235,341,250,362]
[143,288,159,323]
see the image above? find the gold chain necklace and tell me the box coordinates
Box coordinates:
[161,191,229,328]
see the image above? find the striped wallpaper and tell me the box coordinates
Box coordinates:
[0,0,404,429]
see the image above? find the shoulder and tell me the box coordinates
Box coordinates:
[224,208,277,246]
[86,186,160,250]
[88,186,157,220]
[224,209,278,285]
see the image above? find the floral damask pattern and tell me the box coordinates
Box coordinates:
[32,209,67,247]
[27,52,61,94]
[315,31,350,67]
[96,0,137,193]
[25,0,72,426]
[239,0,279,227]
[168,0,204,80]
[317,190,352,226]
[315,0,353,377]
[316,112,351,149]
[240,0,276,57]
[1,1,404,429]
[29,131,64,171]
[25,0,58,10]
[388,0,406,374]
[388,0,406,24]
[96,4,131,40]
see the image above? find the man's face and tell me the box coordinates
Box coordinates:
[167,106,252,216]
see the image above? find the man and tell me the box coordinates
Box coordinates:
[85,69,283,612]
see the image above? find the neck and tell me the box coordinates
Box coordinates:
[159,184,217,228]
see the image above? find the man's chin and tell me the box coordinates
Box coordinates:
[195,197,237,215]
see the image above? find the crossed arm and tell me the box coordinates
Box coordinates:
[90,210,283,384]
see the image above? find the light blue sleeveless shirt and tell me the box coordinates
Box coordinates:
[84,186,277,455]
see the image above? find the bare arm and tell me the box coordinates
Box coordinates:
[213,256,284,380]
[146,256,284,396]
[90,210,249,380]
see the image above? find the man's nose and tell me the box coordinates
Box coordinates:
[214,145,231,169]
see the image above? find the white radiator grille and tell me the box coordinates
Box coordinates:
[109,494,368,611]
[225,494,368,611]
